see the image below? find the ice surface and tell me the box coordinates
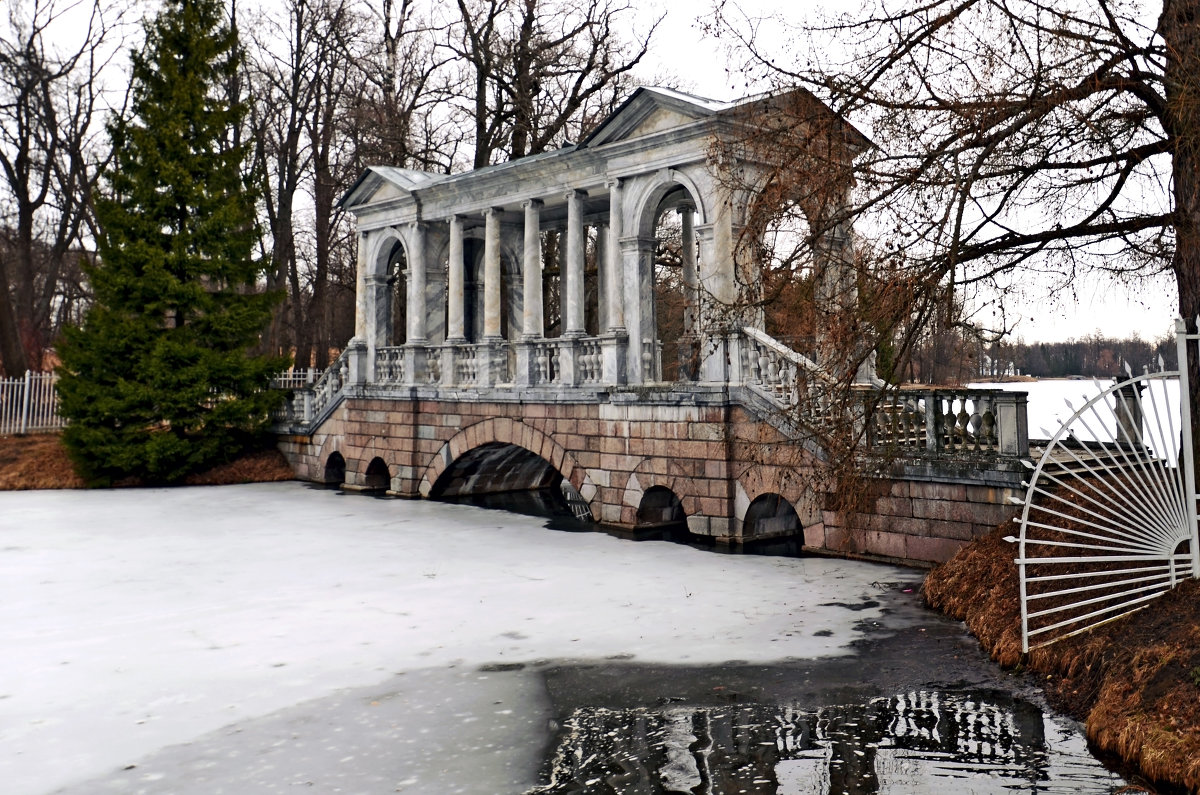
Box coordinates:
[0,483,909,794]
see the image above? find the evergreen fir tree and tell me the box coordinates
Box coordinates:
[57,0,288,486]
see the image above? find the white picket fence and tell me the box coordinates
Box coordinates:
[0,371,65,435]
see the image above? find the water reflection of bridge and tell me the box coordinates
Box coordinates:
[530,690,1100,794]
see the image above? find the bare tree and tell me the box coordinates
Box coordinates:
[0,0,124,375]
[707,0,1200,456]
[447,0,658,168]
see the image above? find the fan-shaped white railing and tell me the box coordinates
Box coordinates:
[1007,355,1197,652]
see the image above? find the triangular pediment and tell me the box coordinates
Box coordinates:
[581,87,732,148]
[338,166,447,211]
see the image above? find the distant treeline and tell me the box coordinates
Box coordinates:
[980,334,1178,379]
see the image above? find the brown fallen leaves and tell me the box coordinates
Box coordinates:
[0,433,294,490]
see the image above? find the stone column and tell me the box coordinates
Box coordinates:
[594,223,608,333]
[679,206,699,380]
[606,180,625,332]
[620,236,654,384]
[354,231,369,340]
[483,207,502,340]
[598,181,627,384]
[447,215,466,342]
[522,200,544,338]
[564,189,586,336]
[366,273,391,349]
[695,224,728,382]
[406,222,426,342]
[516,200,544,387]
[680,206,697,333]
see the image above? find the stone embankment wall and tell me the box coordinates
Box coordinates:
[816,480,1022,565]
[278,392,1021,566]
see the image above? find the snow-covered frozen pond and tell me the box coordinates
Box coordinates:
[0,483,1128,793]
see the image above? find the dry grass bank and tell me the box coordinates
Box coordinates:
[0,433,294,490]
[925,526,1200,791]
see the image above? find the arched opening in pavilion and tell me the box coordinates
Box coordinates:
[646,187,701,382]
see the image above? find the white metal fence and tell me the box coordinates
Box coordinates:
[0,371,65,435]
[1008,318,1199,652]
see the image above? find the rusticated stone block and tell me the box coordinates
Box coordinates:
[908,481,968,501]
[871,496,913,518]
[906,535,966,564]
[911,499,977,523]
[860,530,907,560]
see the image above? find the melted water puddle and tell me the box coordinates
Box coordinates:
[531,690,1126,794]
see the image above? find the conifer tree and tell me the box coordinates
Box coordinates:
[57,0,288,485]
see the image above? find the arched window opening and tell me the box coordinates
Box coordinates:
[386,241,407,346]
[651,188,700,382]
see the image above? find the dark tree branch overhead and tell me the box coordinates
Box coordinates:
[702,0,1199,491]
[711,0,1185,327]
[447,0,659,168]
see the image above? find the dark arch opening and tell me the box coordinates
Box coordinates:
[650,187,700,382]
[636,486,688,537]
[324,452,346,485]
[430,442,590,524]
[743,493,800,539]
[385,240,407,346]
[364,457,390,492]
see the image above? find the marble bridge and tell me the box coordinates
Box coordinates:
[274,87,1029,566]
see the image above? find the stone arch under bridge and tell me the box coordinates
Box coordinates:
[417,418,597,508]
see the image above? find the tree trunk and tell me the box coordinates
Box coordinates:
[1161,0,1200,481]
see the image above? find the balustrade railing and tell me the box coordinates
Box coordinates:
[738,327,834,419]
[453,345,479,386]
[309,349,349,420]
[869,388,1025,457]
[533,340,559,384]
[375,347,405,385]
[577,338,603,384]
[273,331,1029,460]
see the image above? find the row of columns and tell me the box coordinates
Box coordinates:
[362,181,719,386]
[406,184,639,347]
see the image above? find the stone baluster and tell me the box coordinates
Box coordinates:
[956,394,971,450]
[924,391,942,454]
